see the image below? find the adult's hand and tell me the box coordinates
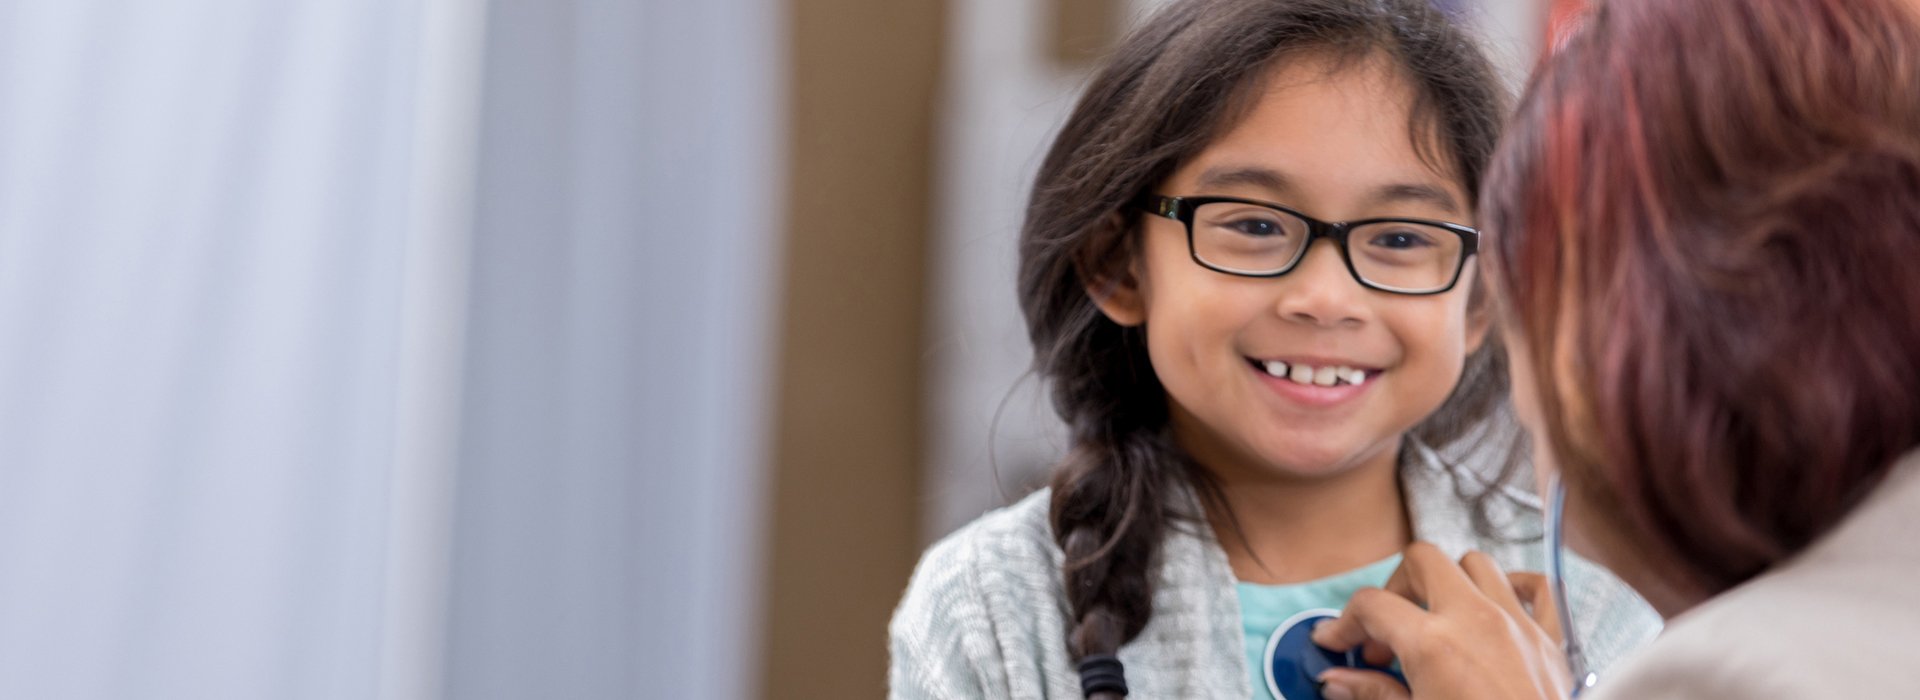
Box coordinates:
[1309,542,1571,700]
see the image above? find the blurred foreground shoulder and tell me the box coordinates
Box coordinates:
[888,489,1064,700]
[1591,455,1920,698]
[1581,602,1813,700]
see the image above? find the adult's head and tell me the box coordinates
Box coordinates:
[1485,0,1920,611]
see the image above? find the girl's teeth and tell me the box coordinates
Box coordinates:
[1260,359,1373,387]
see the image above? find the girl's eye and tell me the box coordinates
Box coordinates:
[1224,217,1286,237]
[1368,229,1436,249]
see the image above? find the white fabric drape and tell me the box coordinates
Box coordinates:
[0,3,429,697]
[0,0,778,697]
[443,1,780,699]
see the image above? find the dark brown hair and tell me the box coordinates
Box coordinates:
[1016,0,1508,695]
[1485,0,1920,600]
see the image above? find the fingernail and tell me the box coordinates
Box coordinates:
[1319,678,1354,700]
[1309,620,1331,644]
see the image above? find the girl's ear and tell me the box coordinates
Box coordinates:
[1088,267,1146,327]
[1461,262,1494,353]
[1080,212,1147,327]
[1465,292,1493,353]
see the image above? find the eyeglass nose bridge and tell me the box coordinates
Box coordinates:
[1285,219,1359,274]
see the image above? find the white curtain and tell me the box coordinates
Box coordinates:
[0,0,778,697]
[443,1,781,699]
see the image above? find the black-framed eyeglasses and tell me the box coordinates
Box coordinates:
[1137,194,1480,295]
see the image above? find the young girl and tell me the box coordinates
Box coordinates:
[892,1,1660,698]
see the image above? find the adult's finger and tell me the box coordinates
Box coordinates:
[1459,551,1528,621]
[1508,571,1563,644]
[1382,542,1483,612]
[1317,667,1411,700]
[1313,586,1427,666]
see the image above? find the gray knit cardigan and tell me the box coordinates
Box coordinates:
[888,442,1662,699]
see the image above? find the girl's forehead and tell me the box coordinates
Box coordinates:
[1171,54,1467,216]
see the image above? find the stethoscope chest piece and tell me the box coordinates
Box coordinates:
[1263,608,1407,700]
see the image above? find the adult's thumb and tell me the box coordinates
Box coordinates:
[1317,668,1411,700]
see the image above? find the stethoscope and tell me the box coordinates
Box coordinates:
[1261,607,1404,699]
[1544,476,1598,696]
[1261,477,1596,699]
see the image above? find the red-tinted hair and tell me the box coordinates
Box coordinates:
[1484,0,1920,597]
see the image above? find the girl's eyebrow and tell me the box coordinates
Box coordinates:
[1194,165,1463,216]
[1195,165,1293,194]
[1365,183,1462,216]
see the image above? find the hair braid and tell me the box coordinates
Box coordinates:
[1049,419,1177,698]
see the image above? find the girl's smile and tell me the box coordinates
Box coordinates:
[1246,355,1382,409]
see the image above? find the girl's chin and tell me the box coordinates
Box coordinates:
[1247,441,1394,480]
[1261,461,1370,481]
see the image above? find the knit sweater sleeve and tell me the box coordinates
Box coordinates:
[891,489,1085,700]
[1565,552,1663,677]
[889,527,1001,700]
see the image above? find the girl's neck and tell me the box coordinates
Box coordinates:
[1203,443,1411,585]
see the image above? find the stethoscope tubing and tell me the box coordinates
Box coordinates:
[1546,477,1599,697]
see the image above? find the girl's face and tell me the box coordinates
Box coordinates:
[1094,54,1487,484]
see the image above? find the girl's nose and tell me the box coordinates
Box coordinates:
[1273,240,1369,328]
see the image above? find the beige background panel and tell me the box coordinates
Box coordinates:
[763,0,945,696]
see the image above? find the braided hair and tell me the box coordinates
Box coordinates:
[1015,1,1509,695]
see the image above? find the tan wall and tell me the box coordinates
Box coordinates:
[762,0,945,697]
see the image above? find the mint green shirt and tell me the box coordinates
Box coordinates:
[1237,555,1403,700]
